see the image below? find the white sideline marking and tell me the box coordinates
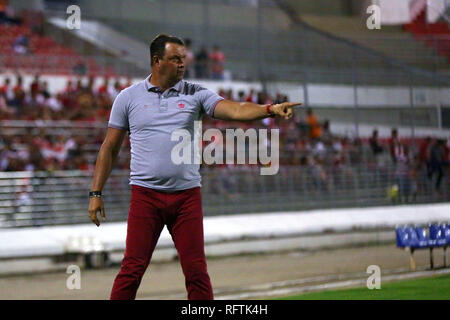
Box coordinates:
[215,268,450,300]
[139,267,450,300]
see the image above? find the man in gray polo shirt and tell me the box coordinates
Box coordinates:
[88,34,300,300]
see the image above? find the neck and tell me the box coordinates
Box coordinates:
[150,71,177,92]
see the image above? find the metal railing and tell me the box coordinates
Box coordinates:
[1,163,448,228]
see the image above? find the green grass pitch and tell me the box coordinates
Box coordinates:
[278,274,450,300]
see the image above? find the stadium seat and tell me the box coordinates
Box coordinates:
[441,224,450,245]
[396,224,450,271]
[429,224,447,247]
[395,227,410,248]
[414,226,431,248]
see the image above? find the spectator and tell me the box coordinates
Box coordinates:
[419,136,432,173]
[30,74,40,96]
[369,129,384,157]
[306,108,322,140]
[0,77,14,102]
[11,75,25,107]
[394,143,412,203]
[73,60,87,76]
[0,0,21,25]
[98,77,109,96]
[209,45,225,80]
[428,139,445,192]
[237,90,245,102]
[40,81,50,99]
[111,79,121,100]
[194,46,209,79]
[245,89,257,103]
[122,78,132,90]
[321,120,333,145]
[389,128,400,163]
[13,33,30,54]
[0,92,14,117]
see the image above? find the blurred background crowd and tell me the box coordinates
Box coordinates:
[0,0,449,228]
[1,73,448,203]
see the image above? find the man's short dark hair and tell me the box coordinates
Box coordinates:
[150,34,184,66]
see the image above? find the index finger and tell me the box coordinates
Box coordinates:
[283,102,302,109]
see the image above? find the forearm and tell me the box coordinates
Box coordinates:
[90,145,120,192]
[231,102,270,121]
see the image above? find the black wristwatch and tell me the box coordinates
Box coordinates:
[89,191,102,198]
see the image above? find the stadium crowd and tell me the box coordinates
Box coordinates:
[0,74,448,203]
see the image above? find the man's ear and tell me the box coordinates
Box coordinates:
[151,55,159,66]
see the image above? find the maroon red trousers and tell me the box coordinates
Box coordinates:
[110,185,213,300]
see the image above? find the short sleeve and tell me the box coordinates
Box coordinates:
[197,88,224,118]
[108,90,129,131]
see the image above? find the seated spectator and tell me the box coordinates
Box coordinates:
[13,33,30,54]
[73,61,87,76]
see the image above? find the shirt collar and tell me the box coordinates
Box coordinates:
[145,74,184,93]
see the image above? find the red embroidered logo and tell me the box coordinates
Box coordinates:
[178,103,185,109]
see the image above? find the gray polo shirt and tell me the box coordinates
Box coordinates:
[108,75,224,191]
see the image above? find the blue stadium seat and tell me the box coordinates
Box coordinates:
[441,224,450,246]
[414,226,431,248]
[396,227,410,248]
[396,224,449,270]
[396,226,427,249]
[429,224,447,247]
[405,227,423,249]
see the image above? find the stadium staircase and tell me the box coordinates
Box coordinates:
[0,16,116,76]
[45,17,148,77]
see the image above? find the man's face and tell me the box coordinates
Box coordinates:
[157,43,186,82]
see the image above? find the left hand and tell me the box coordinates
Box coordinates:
[270,102,302,120]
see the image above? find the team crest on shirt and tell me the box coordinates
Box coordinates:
[178,103,185,109]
